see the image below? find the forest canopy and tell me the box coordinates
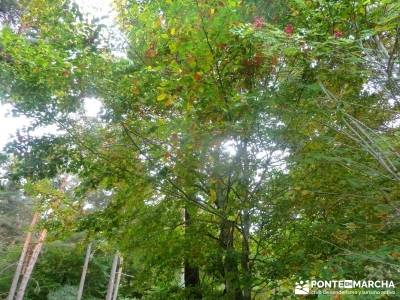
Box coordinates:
[0,0,400,299]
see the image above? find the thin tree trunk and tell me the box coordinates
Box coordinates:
[184,256,200,290]
[15,229,47,300]
[112,257,123,300]
[7,212,39,300]
[217,194,242,299]
[180,208,186,288]
[213,150,243,300]
[21,244,33,276]
[105,252,119,300]
[240,140,251,300]
[220,220,242,300]
[184,208,202,299]
[241,210,251,300]
[77,243,92,300]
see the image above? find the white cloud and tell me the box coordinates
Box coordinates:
[84,97,103,117]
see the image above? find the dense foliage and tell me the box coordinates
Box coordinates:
[0,0,399,299]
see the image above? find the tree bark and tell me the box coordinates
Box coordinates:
[220,220,242,300]
[183,208,202,299]
[15,229,47,300]
[212,149,243,300]
[105,252,119,300]
[77,243,92,300]
[241,211,251,300]
[7,212,39,300]
[112,257,123,300]
[184,258,200,291]
[240,140,251,300]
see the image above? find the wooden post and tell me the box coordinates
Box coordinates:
[7,212,39,300]
[15,229,47,300]
[112,257,123,300]
[77,243,92,300]
[10,177,67,300]
[105,252,119,300]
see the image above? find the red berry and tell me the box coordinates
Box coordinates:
[252,16,265,29]
[284,24,294,35]
[243,59,253,67]
[334,30,343,38]
[145,47,156,58]
[218,43,227,50]
[194,72,202,81]
[253,53,264,65]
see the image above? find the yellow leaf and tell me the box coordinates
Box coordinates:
[165,97,174,106]
[186,55,196,68]
[227,215,236,221]
[291,10,299,16]
[390,252,400,259]
[210,189,216,202]
[169,42,178,53]
[157,93,167,101]
[301,190,309,196]
[210,8,215,15]
[153,19,161,29]
[170,28,176,36]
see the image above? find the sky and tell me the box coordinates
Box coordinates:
[0,0,114,150]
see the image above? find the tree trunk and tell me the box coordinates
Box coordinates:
[184,258,200,290]
[184,208,202,299]
[15,229,47,300]
[112,257,123,300]
[7,212,39,300]
[212,149,243,300]
[77,243,92,300]
[240,140,251,300]
[105,252,119,300]
[241,210,251,300]
[220,220,243,300]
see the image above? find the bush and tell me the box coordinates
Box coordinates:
[47,285,77,300]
